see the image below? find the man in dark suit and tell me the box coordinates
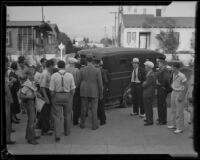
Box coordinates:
[79,54,103,130]
[93,58,110,125]
[130,58,146,117]
[156,57,172,125]
[142,61,156,126]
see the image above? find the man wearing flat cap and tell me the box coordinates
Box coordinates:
[66,57,81,125]
[130,58,146,117]
[156,57,172,125]
[142,61,156,126]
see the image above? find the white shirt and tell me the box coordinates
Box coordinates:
[49,69,76,93]
[172,71,187,91]
[131,67,140,83]
[40,69,51,88]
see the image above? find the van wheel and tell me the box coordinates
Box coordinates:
[121,86,132,108]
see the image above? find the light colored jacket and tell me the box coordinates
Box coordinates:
[80,63,103,99]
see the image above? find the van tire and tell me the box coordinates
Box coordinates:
[121,86,132,108]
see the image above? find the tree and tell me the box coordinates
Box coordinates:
[100,38,113,47]
[57,32,74,54]
[83,37,89,44]
[156,29,179,60]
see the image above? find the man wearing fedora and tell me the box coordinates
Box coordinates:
[142,61,156,126]
[130,58,146,118]
[79,54,103,130]
[66,57,81,125]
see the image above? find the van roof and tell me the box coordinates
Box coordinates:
[78,47,165,58]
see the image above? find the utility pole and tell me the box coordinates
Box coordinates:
[110,11,118,47]
[118,6,123,47]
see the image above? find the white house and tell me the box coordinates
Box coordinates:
[120,14,195,53]
[124,6,167,17]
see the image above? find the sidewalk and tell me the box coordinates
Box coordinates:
[7,107,197,156]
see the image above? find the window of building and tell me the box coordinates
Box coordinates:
[132,32,136,42]
[120,59,127,65]
[18,28,33,51]
[156,9,162,17]
[174,32,180,43]
[143,8,146,15]
[127,32,131,44]
[6,31,10,45]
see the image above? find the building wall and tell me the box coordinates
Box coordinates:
[122,27,194,52]
[123,6,167,16]
[6,28,19,55]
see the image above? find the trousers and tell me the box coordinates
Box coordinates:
[6,101,12,142]
[37,88,51,133]
[131,83,144,114]
[52,93,72,138]
[25,99,36,141]
[157,86,168,123]
[72,88,81,124]
[170,91,185,130]
[97,98,106,123]
[80,97,99,129]
[144,97,153,123]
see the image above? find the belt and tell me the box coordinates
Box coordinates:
[173,89,184,92]
[55,91,70,93]
[131,82,141,84]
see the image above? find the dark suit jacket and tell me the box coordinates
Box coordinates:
[101,68,110,88]
[142,70,156,98]
[80,63,103,99]
[132,67,146,84]
[156,66,172,92]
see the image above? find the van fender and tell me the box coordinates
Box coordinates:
[121,83,132,108]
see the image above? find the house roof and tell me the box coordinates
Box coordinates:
[122,14,195,28]
[7,21,43,27]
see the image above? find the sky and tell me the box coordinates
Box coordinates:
[7,2,196,42]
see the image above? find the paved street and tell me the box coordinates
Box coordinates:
[7,106,197,156]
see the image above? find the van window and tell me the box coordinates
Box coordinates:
[120,59,127,65]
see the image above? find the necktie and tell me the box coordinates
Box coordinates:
[134,69,136,81]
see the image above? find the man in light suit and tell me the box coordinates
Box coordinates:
[142,61,156,126]
[130,58,146,117]
[79,54,103,130]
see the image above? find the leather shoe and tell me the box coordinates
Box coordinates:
[80,125,85,129]
[7,140,16,145]
[92,126,99,130]
[42,131,53,136]
[156,122,167,125]
[73,122,79,125]
[28,140,39,145]
[55,137,60,142]
[11,129,15,132]
[34,136,40,140]
[64,132,70,136]
[130,113,138,116]
[144,122,153,126]
[100,121,106,125]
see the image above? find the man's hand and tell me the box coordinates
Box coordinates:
[45,98,50,104]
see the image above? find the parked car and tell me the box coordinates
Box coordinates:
[78,48,166,108]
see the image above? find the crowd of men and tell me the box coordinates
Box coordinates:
[5,54,194,145]
[5,54,109,144]
[129,57,194,134]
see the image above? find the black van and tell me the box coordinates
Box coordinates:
[78,48,166,108]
